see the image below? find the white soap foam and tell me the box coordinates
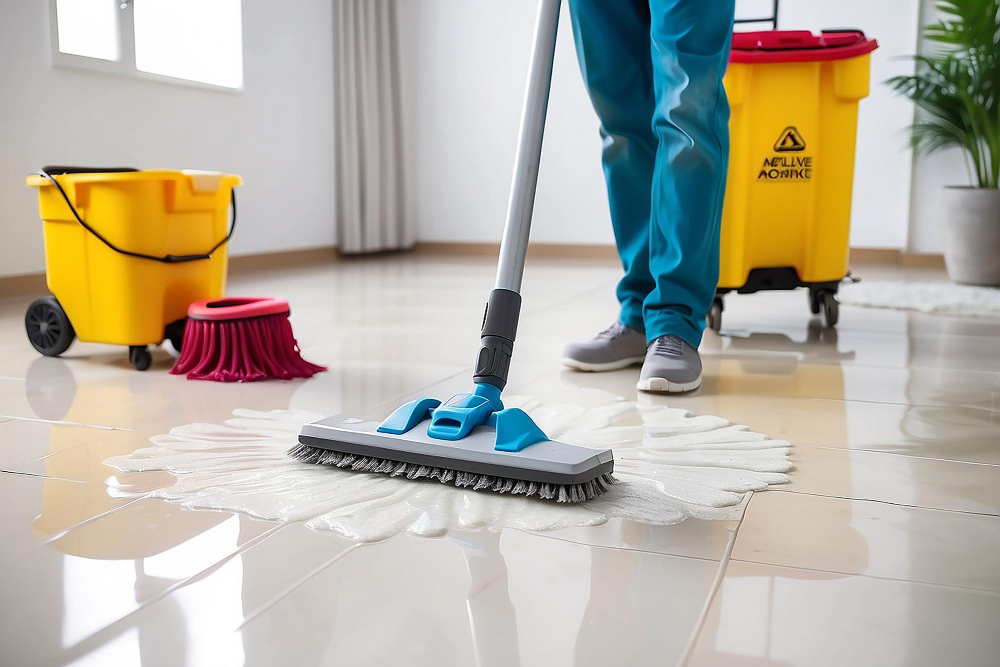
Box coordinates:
[105,396,792,543]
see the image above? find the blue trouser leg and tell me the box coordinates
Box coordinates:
[568,0,656,335]
[644,0,734,348]
[569,0,734,348]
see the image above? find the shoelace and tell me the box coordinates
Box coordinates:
[649,334,684,356]
[597,321,629,339]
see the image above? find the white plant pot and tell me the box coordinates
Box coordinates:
[943,187,1000,287]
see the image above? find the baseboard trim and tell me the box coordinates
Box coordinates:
[229,246,339,274]
[849,248,947,269]
[0,243,947,299]
[899,252,947,269]
[412,241,620,261]
[414,242,947,269]
[0,272,48,299]
[849,248,901,264]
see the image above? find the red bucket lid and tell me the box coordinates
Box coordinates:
[731,30,878,64]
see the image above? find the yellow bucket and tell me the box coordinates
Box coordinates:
[26,168,242,365]
[715,30,877,326]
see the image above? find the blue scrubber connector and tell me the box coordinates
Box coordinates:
[375,383,549,452]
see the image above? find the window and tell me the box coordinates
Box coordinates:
[133,0,243,88]
[51,0,244,90]
[54,0,120,61]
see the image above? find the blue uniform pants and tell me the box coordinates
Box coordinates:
[568,0,735,348]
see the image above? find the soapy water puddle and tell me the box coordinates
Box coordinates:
[105,395,792,543]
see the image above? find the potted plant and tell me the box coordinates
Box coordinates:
[888,0,1000,286]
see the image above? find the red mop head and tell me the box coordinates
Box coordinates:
[170,297,327,382]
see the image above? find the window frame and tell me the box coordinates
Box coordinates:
[48,0,244,93]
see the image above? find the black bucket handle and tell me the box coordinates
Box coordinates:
[734,0,779,29]
[36,168,236,264]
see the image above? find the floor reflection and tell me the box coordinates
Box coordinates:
[454,532,520,667]
[707,319,857,369]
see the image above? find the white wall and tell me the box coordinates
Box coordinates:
[0,0,336,278]
[398,0,921,250]
[397,0,612,247]
[907,0,972,253]
[778,0,921,249]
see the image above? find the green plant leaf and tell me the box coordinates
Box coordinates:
[887,0,1000,187]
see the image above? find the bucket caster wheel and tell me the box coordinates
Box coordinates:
[164,319,186,353]
[820,292,839,328]
[808,288,822,315]
[707,298,724,333]
[25,297,76,357]
[129,345,152,371]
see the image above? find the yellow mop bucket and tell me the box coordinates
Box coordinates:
[25,167,242,369]
[710,30,878,331]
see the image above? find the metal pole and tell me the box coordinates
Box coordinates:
[494,0,561,293]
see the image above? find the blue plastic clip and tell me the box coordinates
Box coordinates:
[376,397,441,435]
[491,408,549,452]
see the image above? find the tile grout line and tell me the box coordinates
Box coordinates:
[676,491,753,667]
[672,390,1000,418]
[820,445,1000,468]
[695,393,999,414]
[237,542,362,629]
[0,469,168,497]
[0,414,135,432]
[707,344,1000,378]
[362,366,471,416]
[719,317,1000,342]
[2,430,148,475]
[727,555,1000,596]
[705,348,1000,378]
[0,424,153,482]
[355,285,609,418]
[771,487,1000,518]
[40,492,153,545]
[129,522,289,608]
[57,521,290,663]
[523,279,618,319]
[522,529,722,564]
[787,440,1000,469]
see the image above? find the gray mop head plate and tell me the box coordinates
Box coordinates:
[291,414,616,503]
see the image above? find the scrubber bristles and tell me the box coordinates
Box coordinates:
[287,443,617,503]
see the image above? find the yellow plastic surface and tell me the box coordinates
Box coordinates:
[26,170,242,346]
[719,53,871,289]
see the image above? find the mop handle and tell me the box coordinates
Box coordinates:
[494,0,560,293]
[474,0,560,391]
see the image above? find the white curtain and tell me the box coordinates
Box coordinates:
[335,0,411,253]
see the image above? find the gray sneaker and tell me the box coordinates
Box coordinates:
[637,334,703,393]
[562,321,647,372]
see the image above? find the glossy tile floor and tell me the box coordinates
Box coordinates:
[1,255,998,667]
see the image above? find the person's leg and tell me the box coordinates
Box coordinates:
[567,0,656,334]
[642,0,734,348]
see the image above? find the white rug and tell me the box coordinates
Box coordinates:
[839,280,1000,317]
[105,396,792,543]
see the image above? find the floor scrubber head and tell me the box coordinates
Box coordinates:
[289,385,616,503]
